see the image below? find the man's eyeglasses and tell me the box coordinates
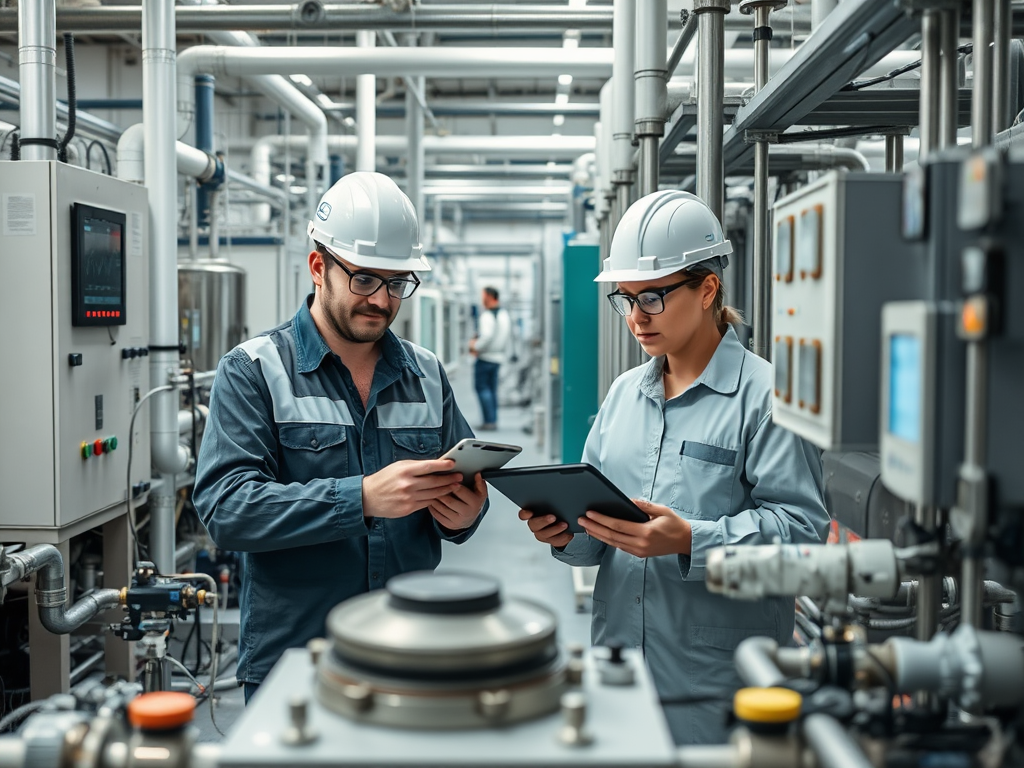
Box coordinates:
[606,276,704,317]
[324,248,421,300]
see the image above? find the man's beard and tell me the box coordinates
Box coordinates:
[320,289,394,344]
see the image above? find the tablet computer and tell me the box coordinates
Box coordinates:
[482,463,649,534]
[439,438,522,483]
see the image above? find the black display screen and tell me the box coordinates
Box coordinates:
[71,203,127,326]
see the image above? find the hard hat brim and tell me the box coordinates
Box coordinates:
[333,250,433,273]
[594,264,686,283]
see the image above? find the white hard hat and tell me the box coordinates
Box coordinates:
[596,190,732,283]
[307,171,431,273]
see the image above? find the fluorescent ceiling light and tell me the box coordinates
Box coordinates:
[558,74,574,86]
[290,186,308,195]
[553,114,565,127]
[562,37,579,50]
[289,74,313,87]
[555,93,569,106]
[316,93,333,107]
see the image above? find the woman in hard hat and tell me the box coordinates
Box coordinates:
[519,190,829,745]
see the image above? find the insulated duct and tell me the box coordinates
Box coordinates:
[611,0,636,198]
[18,0,57,161]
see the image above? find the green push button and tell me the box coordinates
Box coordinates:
[81,442,93,459]
[105,436,118,452]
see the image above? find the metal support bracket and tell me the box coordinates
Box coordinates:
[744,129,779,144]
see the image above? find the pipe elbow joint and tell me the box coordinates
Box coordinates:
[199,153,226,190]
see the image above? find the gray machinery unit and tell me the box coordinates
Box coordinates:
[178,261,247,374]
[0,162,150,532]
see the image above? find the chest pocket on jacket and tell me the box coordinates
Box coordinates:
[279,423,349,480]
[672,441,737,519]
[390,428,442,461]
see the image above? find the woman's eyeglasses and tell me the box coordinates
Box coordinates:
[606,277,704,317]
[324,248,421,300]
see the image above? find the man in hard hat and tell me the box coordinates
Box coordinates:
[518,190,827,744]
[194,172,488,703]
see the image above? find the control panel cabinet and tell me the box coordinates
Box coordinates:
[0,162,150,530]
[771,172,922,451]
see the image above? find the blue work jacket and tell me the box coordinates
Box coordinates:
[554,326,829,745]
[193,297,482,685]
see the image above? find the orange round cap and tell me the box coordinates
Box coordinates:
[127,692,196,730]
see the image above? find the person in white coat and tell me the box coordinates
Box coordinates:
[469,286,512,430]
[519,190,829,745]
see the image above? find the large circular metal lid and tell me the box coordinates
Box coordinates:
[326,571,558,676]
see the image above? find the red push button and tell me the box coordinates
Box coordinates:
[93,439,105,455]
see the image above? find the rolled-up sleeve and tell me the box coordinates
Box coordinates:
[432,364,489,544]
[679,410,829,581]
[193,350,370,553]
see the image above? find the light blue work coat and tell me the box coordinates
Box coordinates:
[554,326,829,745]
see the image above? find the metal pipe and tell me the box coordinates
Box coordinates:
[144,0,190,480]
[194,74,215,229]
[177,45,614,81]
[635,0,667,197]
[638,136,660,197]
[884,133,904,171]
[915,505,941,646]
[695,0,729,220]
[2,545,122,634]
[920,10,942,162]
[940,8,961,148]
[973,0,996,147]
[406,59,425,220]
[744,0,780,361]
[993,0,1012,132]
[18,0,57,161]
[667,10,699,77]
[612,0,636,195]
[751,137,770,359]
[0,5,618,34]
[734,636,788,687]
[356,30,376,173]
[803,714,875,768]
[0,75,121,144]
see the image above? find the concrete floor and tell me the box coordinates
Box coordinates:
[189,358,592,741]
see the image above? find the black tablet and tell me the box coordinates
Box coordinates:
[482,463,649,534]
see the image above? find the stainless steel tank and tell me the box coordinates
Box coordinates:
[318,571,567,729]
[178,260,247,373]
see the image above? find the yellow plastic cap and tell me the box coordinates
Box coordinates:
[733,687,802,724]
[127,692,196,730]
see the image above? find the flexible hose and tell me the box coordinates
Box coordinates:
[58,33,76,162]
[0,701,46,734]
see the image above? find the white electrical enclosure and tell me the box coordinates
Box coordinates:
[0,162,150,532]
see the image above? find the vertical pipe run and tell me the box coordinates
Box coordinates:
[356,29,376,172]
[885,134,904,171]
[919,11,941,162]
[18,0,57,161]
[405,65,425,224]
[695,2,728,220]
[634,0,666,197]
[972,0,995,148]
[612,0,636,197]
[939,8,961,148]
[746,0,778,361]
[144,0,189,575]
[959,0,995,632]
[915,505,941,644]
[194,74,215,230]
[993,0,1012,132]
